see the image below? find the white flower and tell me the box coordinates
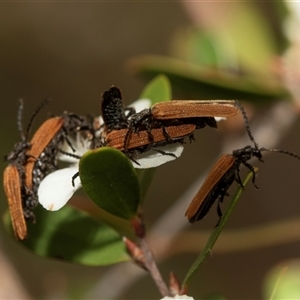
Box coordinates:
[131,144,184,169]
[38,98,184,211]
[38,132,90,211]
[215,116,227,122]
[38,166,81,211]
[128,98,151,113]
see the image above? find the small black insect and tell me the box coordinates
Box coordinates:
[101,86,135,132]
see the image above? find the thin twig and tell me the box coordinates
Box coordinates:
[139,237,170,297]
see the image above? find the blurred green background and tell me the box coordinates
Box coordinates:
[1,2,300,299]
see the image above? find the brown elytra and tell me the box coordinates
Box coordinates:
[150,100,239,119]
[105,124,196,151]
[24,117,64,189]
[3,165,27,240]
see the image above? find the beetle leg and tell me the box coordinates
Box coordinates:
[242,161,259,189]
[72,172,79,187]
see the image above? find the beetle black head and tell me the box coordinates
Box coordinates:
[101,86,130,132]
[232,145,263,163]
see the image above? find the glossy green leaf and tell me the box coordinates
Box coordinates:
[139,74,171,104]
[3,205,129,266]
[79,147,141,220]
[128,55,290,102]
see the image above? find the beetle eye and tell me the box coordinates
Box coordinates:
[254,149,263,162]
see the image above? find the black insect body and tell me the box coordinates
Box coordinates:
[186,145,263,224]
[101,86,135,132]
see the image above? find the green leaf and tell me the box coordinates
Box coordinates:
[3,206,129,266]
[79,147,141,220]
[139,74,171,104]
[128,55,290,102]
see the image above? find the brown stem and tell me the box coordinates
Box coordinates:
[139,236,170,297]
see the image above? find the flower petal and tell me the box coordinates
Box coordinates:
[132,144,184,169]
[215,116,227,122]
[128,98,151,112]
[57,133,90,163]
[57,139,79,163]
[38,166,81,211]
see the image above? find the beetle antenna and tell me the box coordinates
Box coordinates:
[58,149,81,160]
[25,98,51,141]
[260,147,300,160]
[235,100,259,150]
[17,99,25,141]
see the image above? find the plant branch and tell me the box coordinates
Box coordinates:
[139,236,170,297]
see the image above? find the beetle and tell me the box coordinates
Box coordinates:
[185,103,300,224]
[124,99,238,152]
[4,99,89,239]
[24,112,87,214]
[3,99,48,239]
[127,99,238,131]
[100,86,238,160]
[185,146,262,223]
